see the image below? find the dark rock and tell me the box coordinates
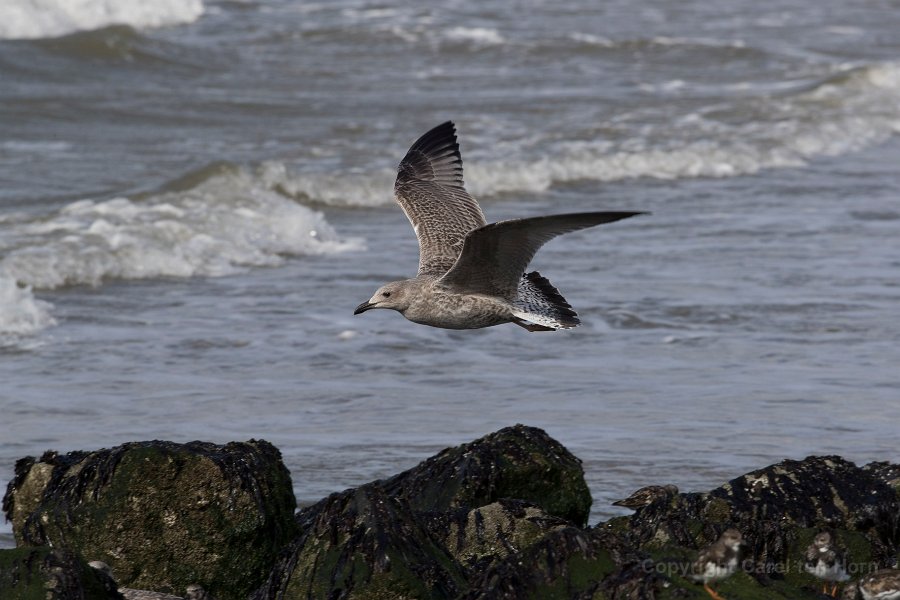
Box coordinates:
[252,485,467,599]
[252,425,592,600]
[379,424,593,526]
[0,546,123,599]
[420,498,571,574]
[863,462,900,490]
[89,561,218,600]
[459,527,635,599]
[3,439,297,600]
[604,455,900,598]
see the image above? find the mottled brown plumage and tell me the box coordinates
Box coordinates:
[860,569,900,600]
[355,121,645,331]
[612,484,678,510]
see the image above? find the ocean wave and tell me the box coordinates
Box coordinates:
[259,62,900,205]
[443,26,506,46]
[0,0,204,41]
[0,166,358,291]
[568,32,749,51]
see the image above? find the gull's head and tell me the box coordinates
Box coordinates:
[354,280,414,316]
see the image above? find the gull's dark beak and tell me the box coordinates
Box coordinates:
[354,301,375,315]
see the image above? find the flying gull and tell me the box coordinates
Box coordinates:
[354,121,645,331]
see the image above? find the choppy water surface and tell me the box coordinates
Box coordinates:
[2,0,899,545]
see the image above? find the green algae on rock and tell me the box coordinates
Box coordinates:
[252,426,595,600]
[379,424,593,526]
[2,440,297,600]
[254,485,469,600]
[624,455,900,574]
[0,546,123,600]
[459,526,637,599]
[423,499,572,572]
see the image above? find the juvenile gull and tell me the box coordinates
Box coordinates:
[354,121,645,331]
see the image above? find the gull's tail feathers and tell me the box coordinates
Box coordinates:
[511,271,580,332]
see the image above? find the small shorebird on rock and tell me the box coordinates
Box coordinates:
[804,529,850,596]
[859,569,900,600]
[690,528,743,600]
[612,484,678,510]
[354,121,645,331]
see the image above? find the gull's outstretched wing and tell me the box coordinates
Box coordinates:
[394,121,487,277]
[438,211,645,299]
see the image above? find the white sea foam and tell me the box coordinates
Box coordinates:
[0,272,55,340]
[0,0,204,40]
[261,62,900,205]
[0,167,358,291]
[444,26,505,46]
[568,32,615,47]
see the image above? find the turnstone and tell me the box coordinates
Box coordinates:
[690,528,743,600]
[612,484,678,510]
[804,529,850,596]
[859,569,900,600]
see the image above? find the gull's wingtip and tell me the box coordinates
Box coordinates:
[397,121,464,188]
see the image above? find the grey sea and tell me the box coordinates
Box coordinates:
[1,0,899,547]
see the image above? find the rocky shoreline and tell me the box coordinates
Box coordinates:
[2,425,898,599]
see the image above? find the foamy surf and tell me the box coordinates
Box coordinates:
[1,166,357,293]
[0,0,204,40]
[260,62,900,206]
[0,273,55,342]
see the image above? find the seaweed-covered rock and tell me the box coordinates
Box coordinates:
[379,424,592,526]
[459,527,631,599]
[626,455,900,572]
[253,424,592,600]
[253,485,467,599]
[3,440,297,600]
[0,546,123,599]
[601,455,900,599]
[421,499,572,573]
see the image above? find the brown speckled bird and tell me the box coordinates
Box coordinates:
[860,569,900,600]
[354,121,645,331]
[612,484,678,510]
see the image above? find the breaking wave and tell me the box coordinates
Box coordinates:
[0,0,203,40]
[1,165,356,290]
[261,62,900,206]
[0,165,358,337]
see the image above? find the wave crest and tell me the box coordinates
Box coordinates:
[1,166,358,290]
[260,62,900,205]
[0,0,203,40]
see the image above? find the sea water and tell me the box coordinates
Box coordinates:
[1,0,899,547]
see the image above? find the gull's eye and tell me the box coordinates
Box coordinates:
[382,292,391,297]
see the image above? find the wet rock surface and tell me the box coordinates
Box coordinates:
[0,546,123,599]
[3,439,297,600]
[3,427,899,600]
[378,424,593,527]
[253,425,588,599]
